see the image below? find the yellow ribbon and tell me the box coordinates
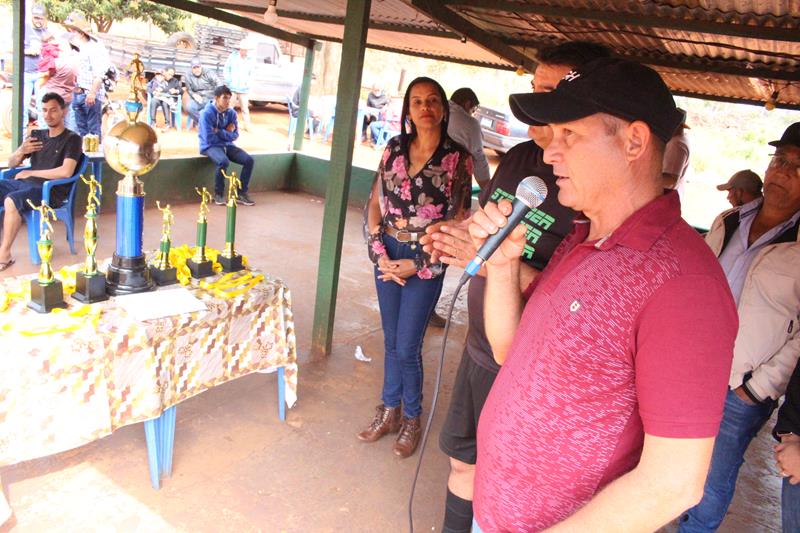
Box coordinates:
[2,303,102,336]
[167,245,248,286]
[199,271,264,299]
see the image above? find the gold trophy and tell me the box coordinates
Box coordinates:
[218,170,244,272]
[27,200,67,313]
[148,201,178,286]
[187,187,214,278]
[73,175,109,303]
[128,53,147,104]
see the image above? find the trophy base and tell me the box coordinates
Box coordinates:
[28,279,67,313]
[149,265,178,286]
[219,253,244,273]
[73,272,109,303]
[187,258,214,279]
[106,253,155,295]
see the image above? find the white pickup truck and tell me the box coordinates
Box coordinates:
[246,35,303,106]
[98,24,302,106]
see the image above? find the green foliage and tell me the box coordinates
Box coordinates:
[38,0,187,34]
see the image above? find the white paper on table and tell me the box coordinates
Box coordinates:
[115,287,207,321]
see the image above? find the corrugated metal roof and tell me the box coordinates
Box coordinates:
[193,0,800,109]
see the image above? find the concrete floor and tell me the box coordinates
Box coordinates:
[0,191,783,532]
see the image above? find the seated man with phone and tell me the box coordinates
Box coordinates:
[0,92,82,271]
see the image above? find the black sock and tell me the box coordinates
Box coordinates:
[442,488,473,533]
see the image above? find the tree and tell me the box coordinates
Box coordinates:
[39,0,187,34]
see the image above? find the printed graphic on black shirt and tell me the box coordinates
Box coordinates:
[489,185,557,263]
[467,141,577,373]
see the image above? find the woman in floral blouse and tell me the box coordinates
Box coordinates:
[357,77,473,458]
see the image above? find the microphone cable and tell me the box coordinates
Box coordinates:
[408,270,472,533]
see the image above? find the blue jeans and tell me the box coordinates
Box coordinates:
[784,478,800,532]
[375,234,444,418]
[149,96,172,127]
[64,105,77,133]
[188,98,207,125]
[678,389,775,532]
[72,92,102,137]
[202,145,254,196]
[23,71,41,122]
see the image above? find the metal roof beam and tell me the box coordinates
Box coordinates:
[493,33,798,82]
[673,91,800,111]
[410,0,535,72]
[148,0,313,48]
[630,53,798,82]
[442,0,800,43]
[198,1,461,39]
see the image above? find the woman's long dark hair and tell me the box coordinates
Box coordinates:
[399,76,450,154]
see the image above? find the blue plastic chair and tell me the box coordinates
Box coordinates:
[0,154,88,264]
[286,99,316,146]
[373,123,400,149]
[146,93,182,132]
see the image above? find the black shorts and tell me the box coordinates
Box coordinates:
[438,349,498,464]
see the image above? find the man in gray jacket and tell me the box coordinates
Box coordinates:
[679,122,800,532]
[185,58,218,127]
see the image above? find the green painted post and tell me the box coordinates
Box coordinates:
[11,0,26,151]
[292,41,317,151]
[311,0,371,358]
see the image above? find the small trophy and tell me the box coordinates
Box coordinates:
[27,200,67,313]
[218,170,244,272]
[73,175,109,303]
[187,187,214,278]
[148,201,178,286]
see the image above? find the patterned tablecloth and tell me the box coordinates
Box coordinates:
[0,269,297,470]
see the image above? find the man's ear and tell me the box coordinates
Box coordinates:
[625,120,651,162]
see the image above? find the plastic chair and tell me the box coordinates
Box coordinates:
[286,99,316,146]
[146,93,182,131]
[373,123,400,149]
[0,154,88,264]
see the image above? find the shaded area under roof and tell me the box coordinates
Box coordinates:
[186,0,799,109]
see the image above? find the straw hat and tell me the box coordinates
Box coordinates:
[62,11,95,40]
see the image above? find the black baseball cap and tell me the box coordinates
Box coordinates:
[509,58,683,144]
[768,122,800,149]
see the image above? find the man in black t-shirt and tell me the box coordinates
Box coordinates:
[0,92,82,270]
[420,41,611,533]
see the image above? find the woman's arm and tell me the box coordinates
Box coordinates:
[364,173,387,265]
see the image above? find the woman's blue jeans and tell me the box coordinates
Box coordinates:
[783,477,800,532]
[374,234,444,419]
[678,389,775,532]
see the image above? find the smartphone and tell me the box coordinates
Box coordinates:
[30,129,49,143]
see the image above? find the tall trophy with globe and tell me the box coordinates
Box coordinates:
[103,77,161,295]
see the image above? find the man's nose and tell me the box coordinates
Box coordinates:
[543,140,562,165]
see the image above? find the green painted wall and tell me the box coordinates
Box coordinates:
[6,151,376,213]
[78,153,295,214]
[290,153,375,209]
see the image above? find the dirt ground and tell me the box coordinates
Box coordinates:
[0,191,784,532]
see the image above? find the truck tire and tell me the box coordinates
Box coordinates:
[166,32,197,50]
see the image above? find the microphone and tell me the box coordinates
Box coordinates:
[463,176,548,277]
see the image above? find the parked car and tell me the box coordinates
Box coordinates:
[475,105,528,156]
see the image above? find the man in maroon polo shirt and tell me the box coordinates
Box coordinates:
[468,58,739,532]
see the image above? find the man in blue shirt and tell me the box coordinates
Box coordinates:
[199,85,255,206]
[223,39,255,132]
